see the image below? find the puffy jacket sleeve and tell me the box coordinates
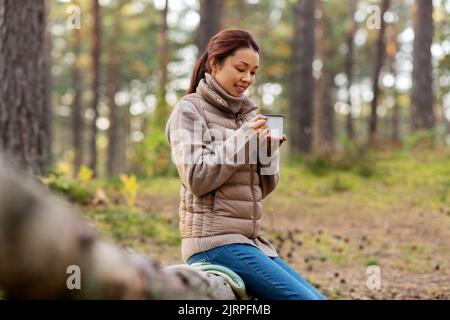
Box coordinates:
[165,99,257,197]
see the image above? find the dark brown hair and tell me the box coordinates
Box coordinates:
[186,29,260,95]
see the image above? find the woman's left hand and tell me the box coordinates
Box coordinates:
[257,128,287,155]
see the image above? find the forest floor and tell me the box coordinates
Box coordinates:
[79,146,450,300]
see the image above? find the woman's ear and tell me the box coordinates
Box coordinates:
[209,57,217,76]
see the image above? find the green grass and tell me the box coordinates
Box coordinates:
[363,257,379,268]
[42,145,449,299]
[81,206,180,247]
[278,146,450,210]
[138,176,181,195]
[60,146,449,291]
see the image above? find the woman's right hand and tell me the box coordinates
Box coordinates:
[247,115,268,134]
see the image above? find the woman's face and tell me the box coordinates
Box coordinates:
[210,47,259,97]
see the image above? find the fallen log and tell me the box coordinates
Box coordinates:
[0,156,237,299]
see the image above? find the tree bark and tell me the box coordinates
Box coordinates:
[290,0,316,154]
[315,70,335,153]
[72,9,83,175]
[196,0,223,56]
[154,0,169,128]
[410,0,434,132]
[0,157,238,299]
[107,1,123,176]
[386,22,400,142]
[368,0,390,144]
[0,0,51,176]
[88,0,101,176]
[313,0,335,153]
[345,0,358,141]
[42,0,53,174]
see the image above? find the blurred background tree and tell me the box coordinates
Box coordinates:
[2,0,449,177]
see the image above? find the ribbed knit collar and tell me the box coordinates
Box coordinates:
[205,73,244,114]
[196,73,257,115]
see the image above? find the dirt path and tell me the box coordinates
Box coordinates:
[261,191,450,299]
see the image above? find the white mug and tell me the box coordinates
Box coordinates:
[262,114,284,138]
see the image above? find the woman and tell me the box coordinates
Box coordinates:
[165,29,326,300]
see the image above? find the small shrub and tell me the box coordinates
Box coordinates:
[364,257,379,267]
[133,126,178,177]
[330,175,352,192]
[119,174,138,207]
[303,139,377,178]
[77,165,93,184]
[403,129,437,150]
[42,171,92,205]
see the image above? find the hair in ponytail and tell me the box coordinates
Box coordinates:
[186,29,260,95]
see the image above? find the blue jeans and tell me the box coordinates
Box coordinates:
[187,243,327,300]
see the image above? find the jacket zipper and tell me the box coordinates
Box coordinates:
[234,112,257,239]
[249,164,257,238]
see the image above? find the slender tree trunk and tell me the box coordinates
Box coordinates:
[42,1,52,173]
[196,0,223,55]
[119,105,131,173]
[369,0,390,144]
[386,24,400,142]
[313,0,324,151]
[88,0,101,176]
[72,16,83,175]
[345,0,358,140]
[291,0,315,154]
[391,88,400,142]
[154,0,169,128]
[313,0,335,153]
[436,65,450,141]
[410,0,434,132]
[315,70,335,153]
[223,0,245,29]
[0,0,51,175]
[107,1,123,176]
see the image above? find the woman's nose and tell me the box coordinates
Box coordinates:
[241,73,251,83]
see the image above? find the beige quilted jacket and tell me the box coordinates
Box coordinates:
[165,74,280,262]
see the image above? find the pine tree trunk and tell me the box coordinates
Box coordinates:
[88,0,101,176]
[386,23,400,142]
[72,16,83,175]
[391,87,400,142]
[119,105,131,174]
[291,0,315,154]
[0,0,51,175]
[410,0,434,132]
[313,0,335,153]
[196,0,223,55]
[154,0,169,128]
[107,1,123,176]
[345,0,358,141]
[369,0,390,144]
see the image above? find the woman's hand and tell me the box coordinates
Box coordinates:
[258,128,287,156]
[247,114,288,153]
[247,115,268,133]
[258,125,287,144]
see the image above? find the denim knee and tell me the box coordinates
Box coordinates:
[187,251,210,265]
